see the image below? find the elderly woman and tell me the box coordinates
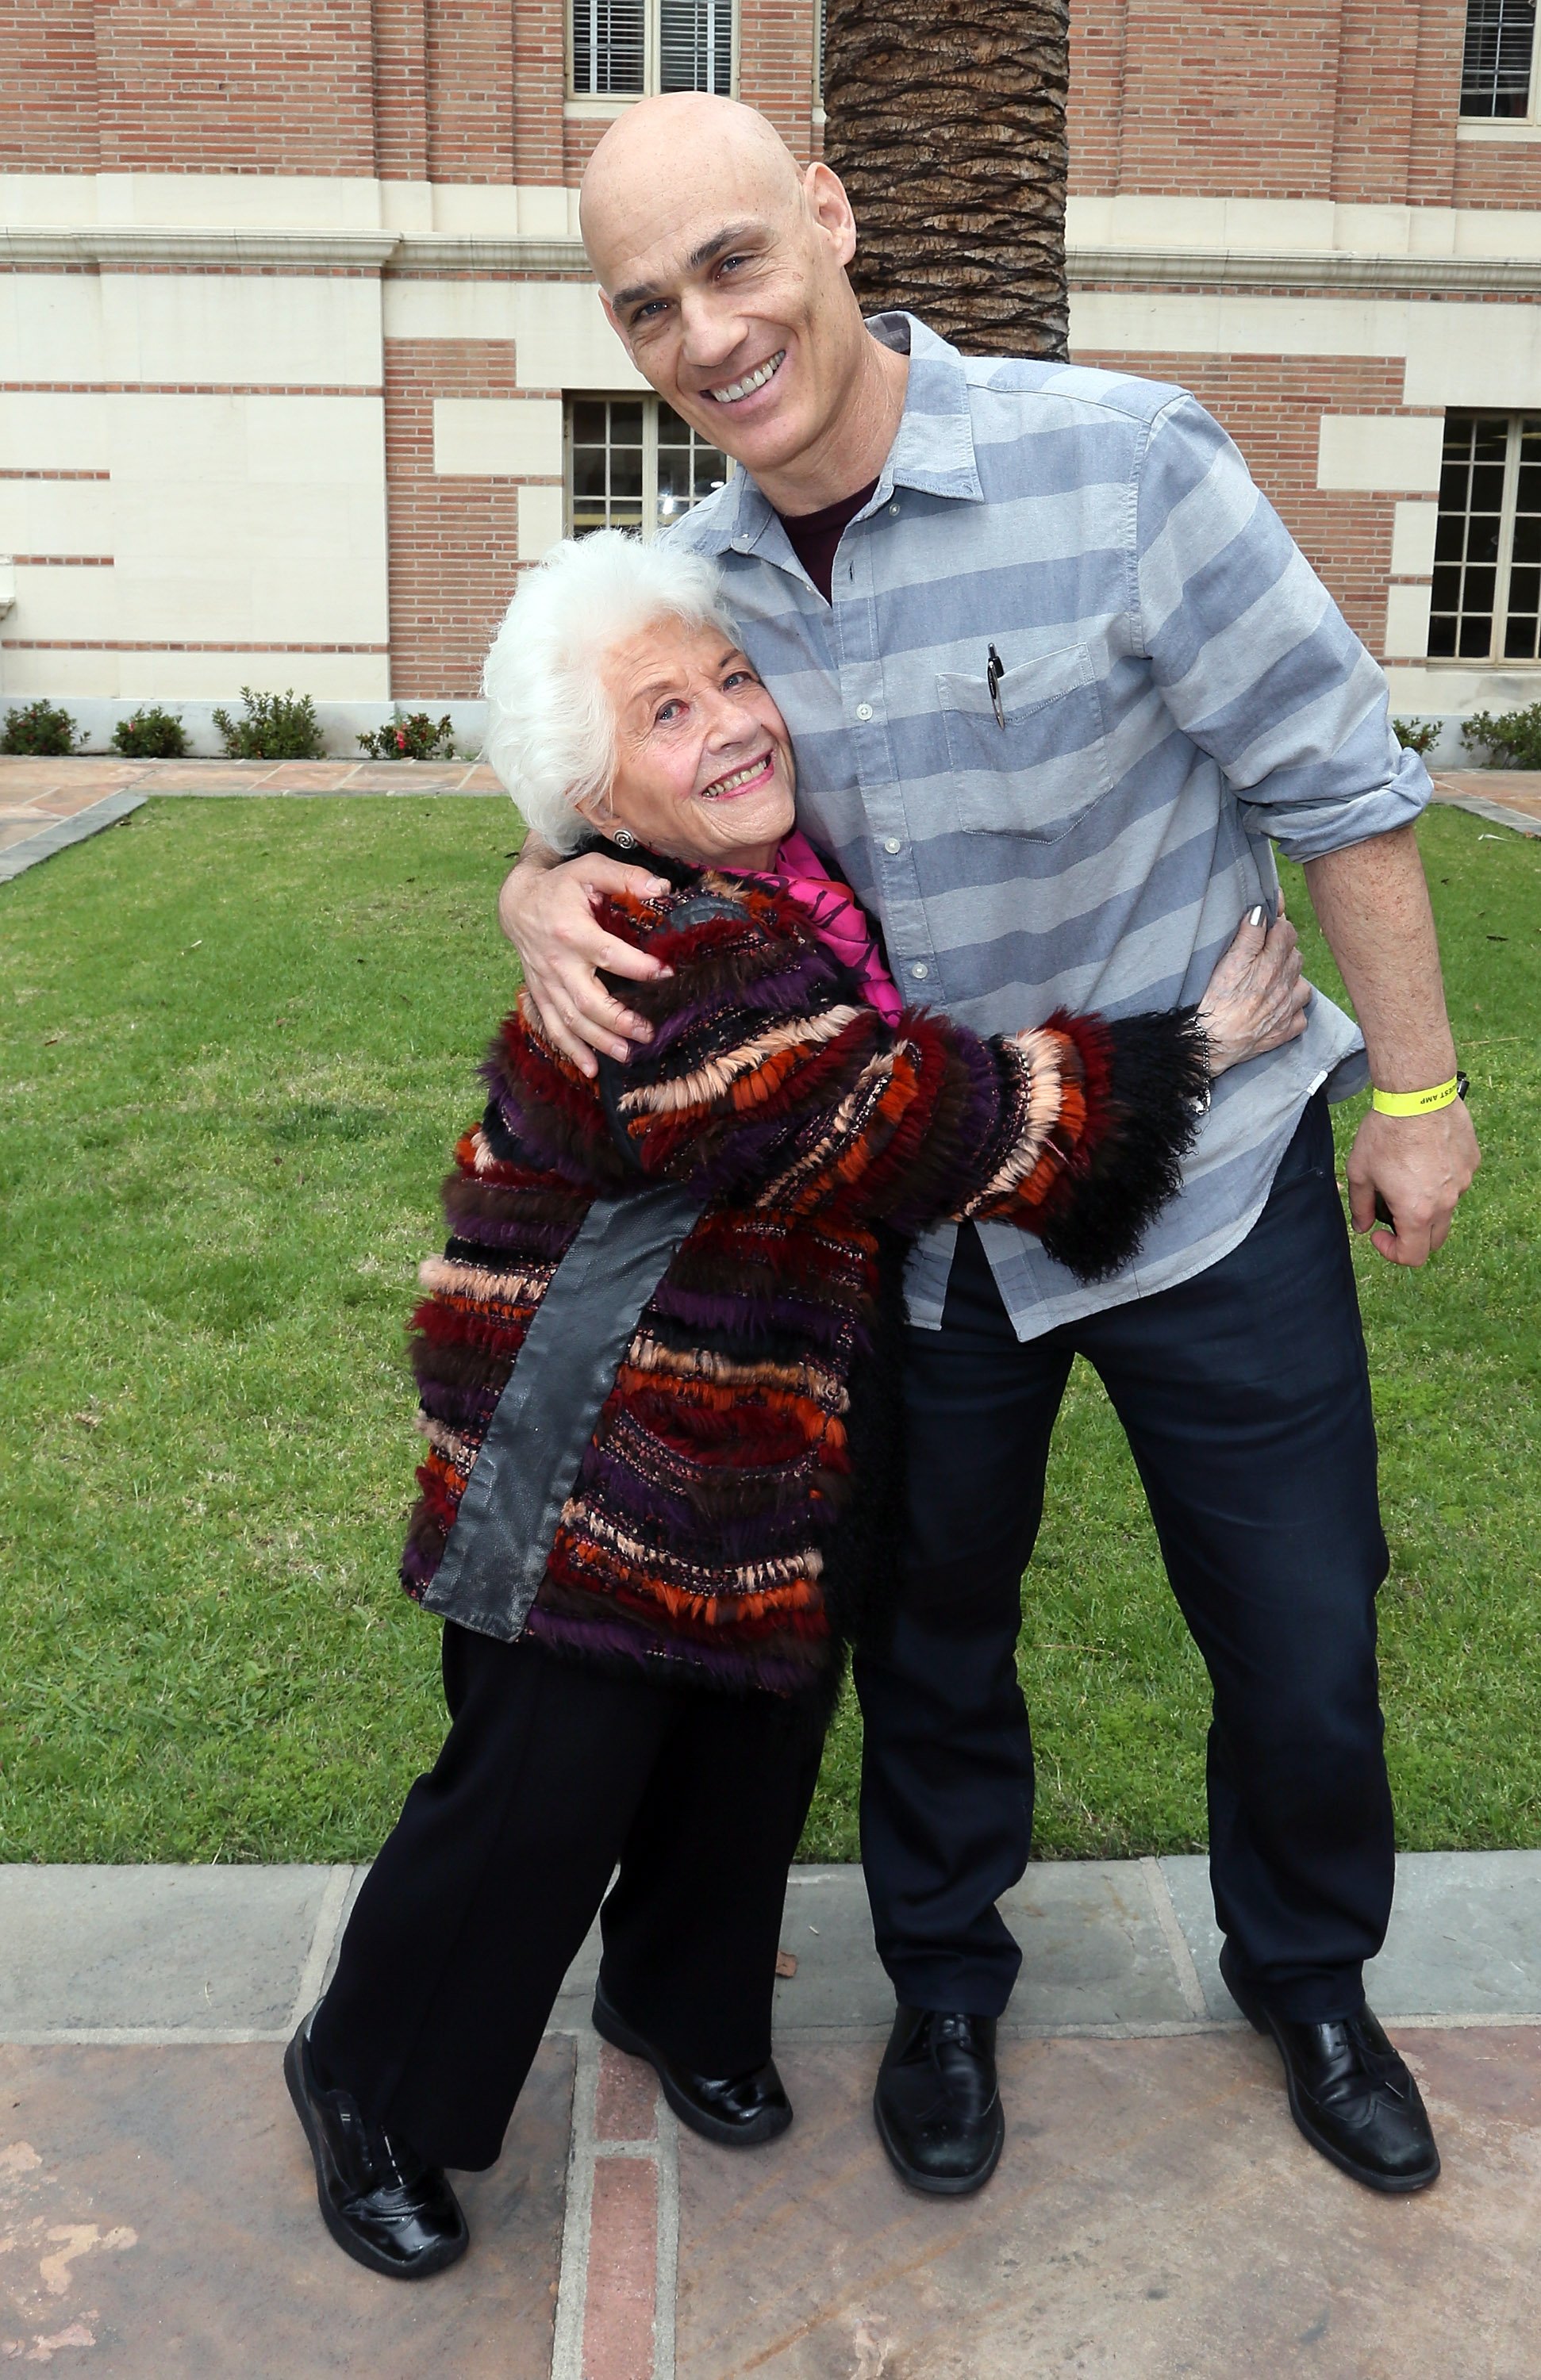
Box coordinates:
[285,532,1307,2279]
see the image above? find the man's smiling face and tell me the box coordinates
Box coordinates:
[581,95,868,492]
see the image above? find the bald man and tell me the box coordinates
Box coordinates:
[501,94,1474,2199]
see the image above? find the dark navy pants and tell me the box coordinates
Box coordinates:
[854,1094,1394,2027]
[312,1630,823,2170]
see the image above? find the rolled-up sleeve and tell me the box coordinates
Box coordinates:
[1135,391,1431,862]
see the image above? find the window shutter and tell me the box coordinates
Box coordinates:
[659,0,733,95]
[571,0,645,95]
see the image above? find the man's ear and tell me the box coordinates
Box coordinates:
[804,163,857,268]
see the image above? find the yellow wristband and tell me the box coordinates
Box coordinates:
[1371,1076,1461,1117]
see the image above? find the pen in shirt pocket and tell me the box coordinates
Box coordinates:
[986,643,1006,728]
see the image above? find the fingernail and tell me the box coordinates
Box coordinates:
[1247,904,1266,927]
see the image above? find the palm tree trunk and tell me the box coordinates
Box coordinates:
[822,0,1069,361]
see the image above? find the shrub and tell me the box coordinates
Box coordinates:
[112,705,189,759]
[1461,702,1541,770]
[2,700,80,757]
[356,710,456,762]
[211,686,325,761]
[1392,716,1440,756]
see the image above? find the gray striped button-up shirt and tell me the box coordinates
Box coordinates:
[670,313,1432,1339]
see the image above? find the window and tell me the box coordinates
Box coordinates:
[1460,0,1537,117]
[571,0,732,98]
[567,397,732,539]
[1429,414,1541,661]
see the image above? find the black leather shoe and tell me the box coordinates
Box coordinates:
[1219,1943,1440,2194]
[591,1984,792,2148]
[284,2010,470,2278]
[874,2006,1005,2196]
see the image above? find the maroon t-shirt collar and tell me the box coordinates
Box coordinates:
[774,478,880,605]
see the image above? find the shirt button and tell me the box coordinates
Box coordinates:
[909,962,929,981]
[883,836,902,854]
[855,702,874,722]
[889,501,900,516]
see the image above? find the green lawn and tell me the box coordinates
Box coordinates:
[1,797,1536,1864]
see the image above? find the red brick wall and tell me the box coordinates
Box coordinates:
[740,0,817,162]
[383,336,550,697]
[1331,0,1417,205]
[1454,140,1541,209]
[0,0,98,171]
[427,0,516,184]
[1066,0,1122,196]
[1066,0,1522,217]
[374,0,430,182]
[513,0,567,185]
[1071,346,1422,654]
[1408,3,1464,209]
[1113,1,1342,201]
[94,0,377,175]
[563,113,614,182]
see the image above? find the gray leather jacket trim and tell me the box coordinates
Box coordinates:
[421,1180,706,1644]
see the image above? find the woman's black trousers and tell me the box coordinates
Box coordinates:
[309,1627,825,2171]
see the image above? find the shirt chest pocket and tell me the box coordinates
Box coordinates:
[937,643,1112,841]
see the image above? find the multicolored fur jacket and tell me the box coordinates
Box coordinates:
[402,851,1210,1699]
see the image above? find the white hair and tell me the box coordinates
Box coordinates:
[482,530,739,852]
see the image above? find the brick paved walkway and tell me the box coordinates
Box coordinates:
[1429,769,1541,834]
[0,756,504,884]
[2,756,1537,890]
[5,1858,1540,2376]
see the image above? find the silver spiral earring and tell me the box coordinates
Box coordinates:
[611,827,639,851]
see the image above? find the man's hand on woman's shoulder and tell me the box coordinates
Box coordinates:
[498,842,674,1077]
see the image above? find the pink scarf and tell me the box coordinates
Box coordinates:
[765,827,904,1024]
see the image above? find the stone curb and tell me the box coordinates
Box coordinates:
[1431,789,1541,835]
[0,790,146,883]
[7,1854,1541,2047]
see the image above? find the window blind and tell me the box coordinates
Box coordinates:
[572,0,645,95]
[659,0,732,95]
[1459,0,1536,117]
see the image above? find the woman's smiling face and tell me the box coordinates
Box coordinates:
[593,617,796,871]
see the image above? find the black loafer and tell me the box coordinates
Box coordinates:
[1220,1943,1440,2194]
[874,2006,1005,2196]
[591,1983,792,2148]
[285,2009,470,2278]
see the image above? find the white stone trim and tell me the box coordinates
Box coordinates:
[432,395,563,477]
[1404,301,1541,407]
[1391,500,1440,578]
[0,226,400,271]
[10,224,1540,298]
[0,171,580,240]
[1387,662,1541,711]
[1316,413,1444,492]
[0,224,594,276]
[1068,246,1541,294]
[1456,117,1541,141]
[1069,290,1411,359]
[517,483,567,560]
[394,235,590,275]
[1066,192,1541,262]
[1384,582,1435,660]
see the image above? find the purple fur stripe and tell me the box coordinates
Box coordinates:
[522,1603,819,1694]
